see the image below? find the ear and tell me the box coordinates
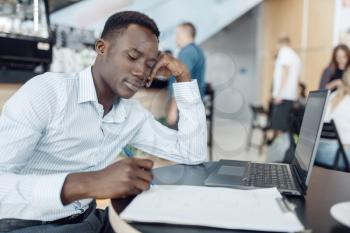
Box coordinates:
[95,39,107,55]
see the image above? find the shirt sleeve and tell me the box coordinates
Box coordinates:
[130,80,207,164]
[0,76,68,219]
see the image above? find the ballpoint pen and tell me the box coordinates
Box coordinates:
[122,147,155,186]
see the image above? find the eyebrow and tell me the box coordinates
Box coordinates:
[128,48,158,62]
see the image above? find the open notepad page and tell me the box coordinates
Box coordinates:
[120,185,304,232]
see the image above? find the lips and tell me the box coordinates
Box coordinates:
[124,80,141,92]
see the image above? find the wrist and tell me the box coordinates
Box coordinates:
[175,68,191,83]
[61,172,95,205]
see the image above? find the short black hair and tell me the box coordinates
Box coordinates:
[101,11,160,40]
[179,22,196,39]
[278,36,291,45]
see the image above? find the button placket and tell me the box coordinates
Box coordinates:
[99,120,110,156]
[95,103,104,136]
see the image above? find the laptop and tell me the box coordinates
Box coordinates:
[204,90,330,196]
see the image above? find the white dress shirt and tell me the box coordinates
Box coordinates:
[0,67,207,221]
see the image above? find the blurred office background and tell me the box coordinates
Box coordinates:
[0,0,349,164]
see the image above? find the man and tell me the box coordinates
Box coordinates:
[0,11,206,232]
[270,36,301,138]
[167,22,206,127]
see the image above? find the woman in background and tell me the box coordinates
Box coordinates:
[315,67,350,170]
[319,44,350,91]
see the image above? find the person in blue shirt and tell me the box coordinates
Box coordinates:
[167,22,206,127]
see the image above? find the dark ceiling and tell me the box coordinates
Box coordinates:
[48,0,81,13]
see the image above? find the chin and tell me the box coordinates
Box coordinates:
[123,93,136,99]
[117,89,137,99]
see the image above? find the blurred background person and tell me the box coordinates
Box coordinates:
[315,67,350,170]
[290,82,307,137]
[319,44,350,91]
[269,36,301,140]
[296,82,307,107]
[166,22,206,128]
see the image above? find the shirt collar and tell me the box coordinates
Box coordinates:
[78,66,127,123]
[77,66,98,104]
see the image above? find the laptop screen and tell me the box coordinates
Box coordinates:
[293,90,329,188]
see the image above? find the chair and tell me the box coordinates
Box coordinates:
[203,83,214,161]
[282,103,305,163]
[315,120,350,172]
[246,105,270,154]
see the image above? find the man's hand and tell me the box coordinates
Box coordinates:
[147,52,191,87]
[61,158,154,205]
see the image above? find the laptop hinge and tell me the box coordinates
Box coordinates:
[292,165,306,193]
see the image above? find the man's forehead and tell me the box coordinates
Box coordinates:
[123,25,158,46]
[117,25,158,55]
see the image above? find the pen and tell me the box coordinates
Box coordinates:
[122,147,155,186]
[122,146,134,158]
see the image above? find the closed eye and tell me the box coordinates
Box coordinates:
[128,54,137,61]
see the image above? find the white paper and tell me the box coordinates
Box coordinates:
[120,185,304,232]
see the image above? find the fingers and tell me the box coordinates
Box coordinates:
[128,187,142,196]
[134,167,154,182]
[123,179,150,197]
[133,179,151,192]
[102,158,155,199]
[128,159,153,193]
[132,158,154,170]
[121,185,142,197]
[129,158,154,183]
[148,53,167,87]
[121,170,152,197]
[148,52,190,84]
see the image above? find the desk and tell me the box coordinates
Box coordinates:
[110,162,350,233]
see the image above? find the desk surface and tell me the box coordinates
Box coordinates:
[111,162,350,233]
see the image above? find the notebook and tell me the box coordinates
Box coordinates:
[120,185,304,232]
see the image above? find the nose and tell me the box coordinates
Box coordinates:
[131,61,148,81]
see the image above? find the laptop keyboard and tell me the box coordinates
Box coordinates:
[244,163,296,190]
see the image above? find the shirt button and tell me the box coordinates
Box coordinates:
[73,201,81,210]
